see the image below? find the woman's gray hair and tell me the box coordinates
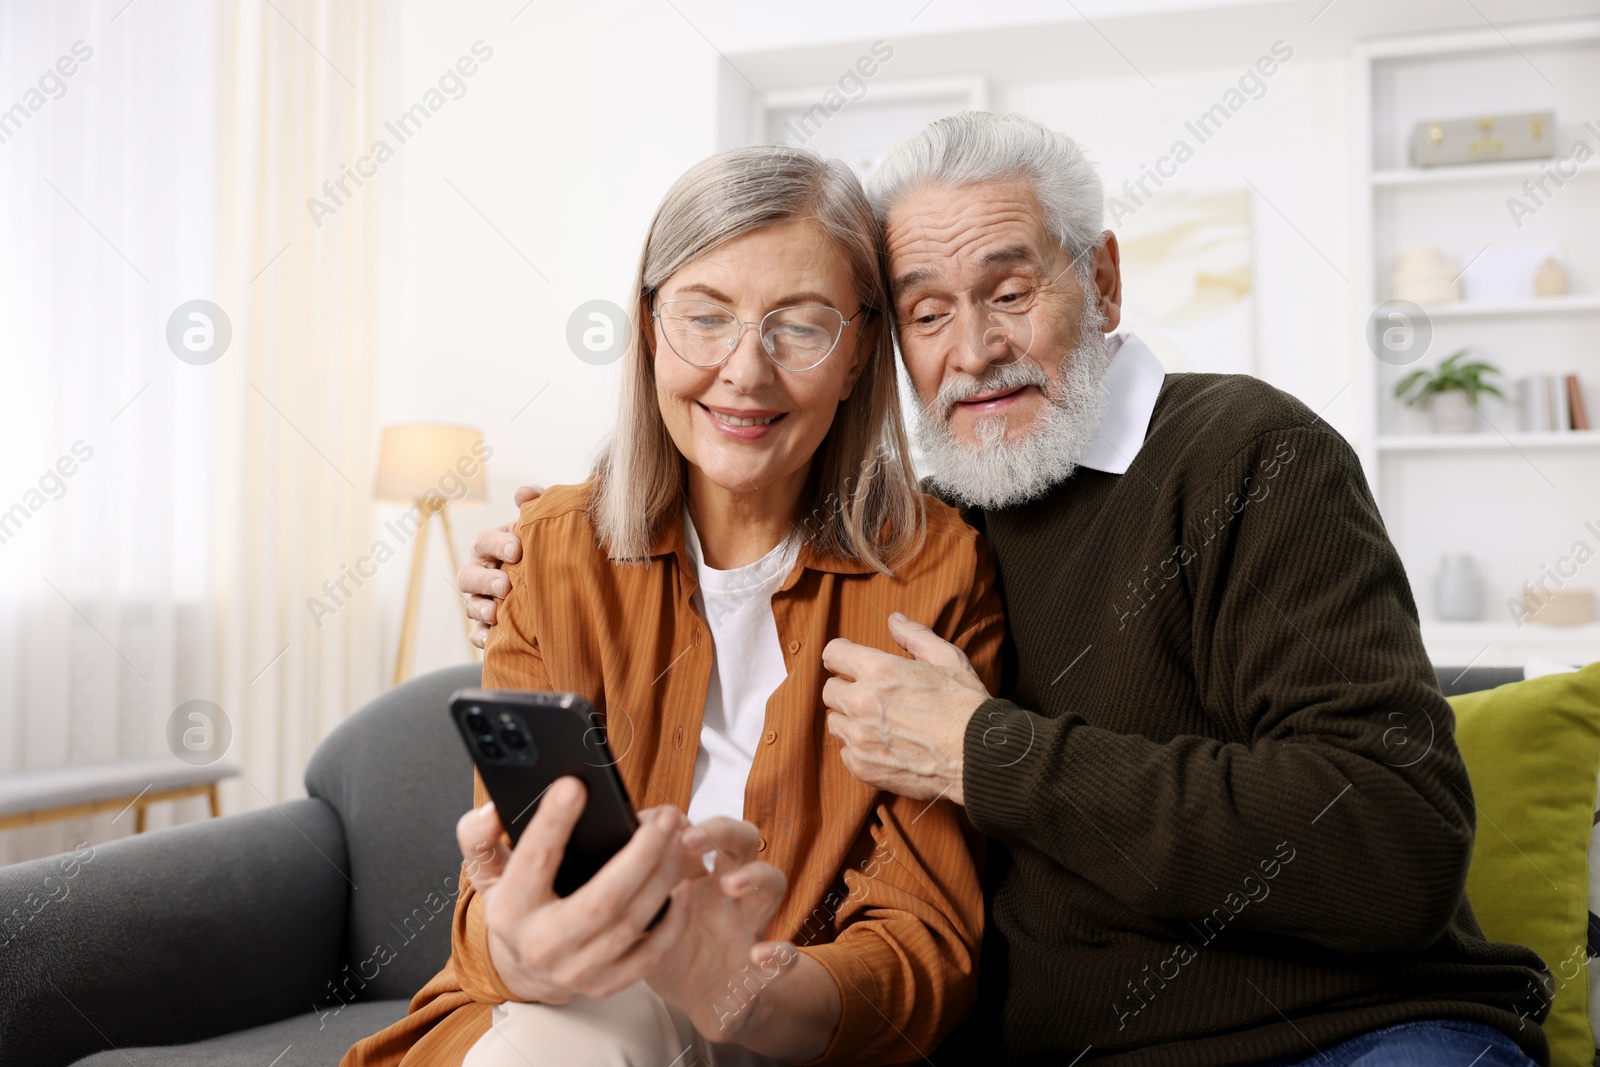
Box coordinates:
[866,111,1105,276]
[590,144,924,572]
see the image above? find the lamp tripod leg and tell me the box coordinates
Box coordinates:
[437,505,480,661]
[392,500,433,686]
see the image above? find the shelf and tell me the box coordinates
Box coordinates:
[1378,432,1600,451]
[1371,159,1594,188]
[1415,295,1600,319]
[1423,621,1600,643]
[1420,620,1600,668]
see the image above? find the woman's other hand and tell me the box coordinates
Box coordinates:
[459,484,542,649]
[456,776,697,1004]
[647,818,807,1046]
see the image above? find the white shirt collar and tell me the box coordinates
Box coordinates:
[1076,333,1165,476]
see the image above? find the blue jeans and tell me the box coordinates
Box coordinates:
[1254,1020,1535,1067]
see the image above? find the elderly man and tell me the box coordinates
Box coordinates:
[461,112,1549,1066]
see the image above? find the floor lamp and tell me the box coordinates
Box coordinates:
[374,424,488,686]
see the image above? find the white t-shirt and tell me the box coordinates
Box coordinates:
[682,510,799,830]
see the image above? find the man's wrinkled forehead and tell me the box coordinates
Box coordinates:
[883,181,1055,296]
[892,243,1044,300]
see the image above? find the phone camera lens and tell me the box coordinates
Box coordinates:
[477,737,504,761]
[499,724,528,749]
[465,710,490,733]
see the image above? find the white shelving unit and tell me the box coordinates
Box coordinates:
[1421,295,1600,320]
[1371,158,1599,187]
[1378,431,1600,451]
[1422,622,1600,670]
[1352,19,1600,666]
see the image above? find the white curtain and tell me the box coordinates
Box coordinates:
[0,0,221,863]
[211,0,390,814]
[0,0,390,864]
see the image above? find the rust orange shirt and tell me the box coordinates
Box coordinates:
[343,482,1003,1067]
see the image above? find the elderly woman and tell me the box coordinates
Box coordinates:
[343,145,1002,1067]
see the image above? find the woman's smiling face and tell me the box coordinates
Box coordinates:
[651,218,870,503]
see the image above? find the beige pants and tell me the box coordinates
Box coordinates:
[461,981,780,1067]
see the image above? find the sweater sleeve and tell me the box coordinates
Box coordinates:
[445,526,553,1005]
[800,533,1004,1065]
[961,424,1476,955]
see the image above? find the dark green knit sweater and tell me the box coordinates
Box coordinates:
[957,372,1551,1066]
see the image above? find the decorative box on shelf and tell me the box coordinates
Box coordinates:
[1409,111,1557,168]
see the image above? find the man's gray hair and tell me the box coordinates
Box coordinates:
[866,111,1105,275]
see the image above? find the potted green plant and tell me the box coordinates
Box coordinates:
[1393,348,1505,434]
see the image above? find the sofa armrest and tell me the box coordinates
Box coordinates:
[0,798,350,1067]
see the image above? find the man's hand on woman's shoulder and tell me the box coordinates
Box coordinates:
[460,485,543,649]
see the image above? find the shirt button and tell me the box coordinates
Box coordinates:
[758,837,768,852]
[764,730,777,745]
[693,629,702,647]
[787,640,800,654]
[675,726,684,749]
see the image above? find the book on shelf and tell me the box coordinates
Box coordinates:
[1518,374,1590,431]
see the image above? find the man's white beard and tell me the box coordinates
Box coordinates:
[912,303,1116,510]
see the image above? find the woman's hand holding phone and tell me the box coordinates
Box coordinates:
[455,775,697,1004]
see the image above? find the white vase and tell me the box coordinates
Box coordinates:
[1534,256,1569,297]
[1434,555,1483,621]
[1429,391,1478,433]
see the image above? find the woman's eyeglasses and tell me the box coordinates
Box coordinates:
[652,299,861,372]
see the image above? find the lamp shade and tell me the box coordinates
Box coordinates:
[374,424,488,504]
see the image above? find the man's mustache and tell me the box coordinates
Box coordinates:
[933,360,1053,422]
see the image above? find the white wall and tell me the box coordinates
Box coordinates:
[376,1,1590,677]
[377,3,1361,677]
[1004,57,1356,423]
[376,0,725,677]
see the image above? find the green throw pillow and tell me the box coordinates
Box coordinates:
[1452,661,1600,1067]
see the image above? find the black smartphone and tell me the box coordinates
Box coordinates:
[449,688,641,898]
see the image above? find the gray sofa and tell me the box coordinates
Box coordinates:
[0,663,1520,1066]
[0,665,478,1067]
